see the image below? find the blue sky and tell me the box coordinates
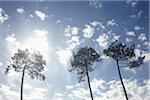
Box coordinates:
[0,0,149,100]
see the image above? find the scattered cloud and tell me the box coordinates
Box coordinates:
[138,33,147,41]
[35,10,47,20]
[82,25,95,38]
[65,26,79,36]
[90,21,105,29]
[96,33,109,48]
[67,36,80,49]
[0,83,47,100]
[54,79,150,100]
[107,19,118,27]
[16,7,24,14]
[134,25,143,31]
[0,8,8,23]
[126,31,135,36]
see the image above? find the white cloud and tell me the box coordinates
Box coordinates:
[1,79,150,100]
[0,8,8,23]
[67,36,80,49]
[96,33,109,48]
[64,79,150,100]
[90,21,105,29]
[16,7,24,14]
[5,34,21,55]
[35,10,47,20]
[126,31,135,36]
[134,25,143,31]
[56,47,72,66]
[138,33,147,41]
[65,26,79,36]
[0,83,47,100]
[107,19,118,27]
[82,25,95,38]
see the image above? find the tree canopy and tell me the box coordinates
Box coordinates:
[5,49,46,81]
[69,47,100,82]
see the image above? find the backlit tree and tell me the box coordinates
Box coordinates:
[103,40,145,100]
[5,49,46,100]
[69,47,100,100]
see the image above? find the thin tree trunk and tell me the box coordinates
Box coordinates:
[86,66,94,100]
[116,60,128,100]
[20,67,25,100]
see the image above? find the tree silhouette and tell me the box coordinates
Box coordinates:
[69,47,100,100]
[103,40,145,100]
[5,49,46,100]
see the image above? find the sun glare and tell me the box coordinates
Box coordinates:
[22,30,50,61]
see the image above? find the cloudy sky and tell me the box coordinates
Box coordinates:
[0,0,149,100]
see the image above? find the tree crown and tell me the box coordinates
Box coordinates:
[103,40,145,68]
[69,47,100,82]
[5,49,46,81]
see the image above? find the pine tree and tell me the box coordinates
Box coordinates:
[103,40,145,100]
[69,47,100,100]
[5,49,46,100]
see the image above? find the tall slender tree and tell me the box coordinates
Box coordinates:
[5,49,46,100]
[103,40,145,100]
[69,47,100,100]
